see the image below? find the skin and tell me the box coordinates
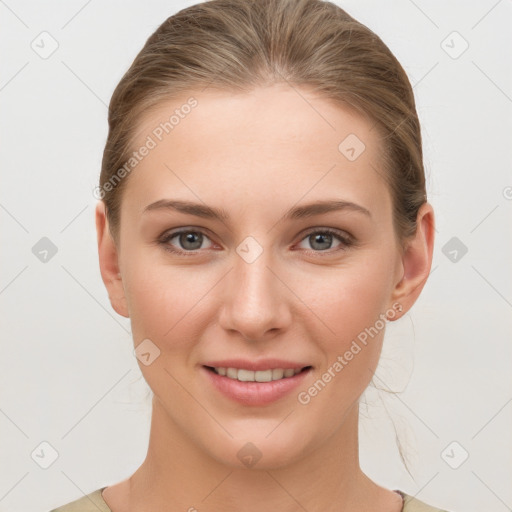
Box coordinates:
[96,83,434,512]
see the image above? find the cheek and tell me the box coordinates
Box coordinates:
[294,266,389,423]
[292,259,392,408]
[123,258,214,348]
[300,259,392,350]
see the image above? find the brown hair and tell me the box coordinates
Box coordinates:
[100,0,427,250]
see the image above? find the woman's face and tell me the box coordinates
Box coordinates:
[99,84,429,469]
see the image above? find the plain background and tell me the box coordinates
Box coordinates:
[1,1,511,511]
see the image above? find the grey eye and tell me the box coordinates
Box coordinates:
[164,230,213,251]
[297,230,347,252]
[179,231,204,250]
[308,232,334,251]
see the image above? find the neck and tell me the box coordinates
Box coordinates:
[124,397,393,512]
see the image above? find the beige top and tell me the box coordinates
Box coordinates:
[49,487,451,511]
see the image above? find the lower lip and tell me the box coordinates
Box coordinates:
[201,366,311,406]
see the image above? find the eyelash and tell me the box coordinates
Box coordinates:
[158,227,354,256]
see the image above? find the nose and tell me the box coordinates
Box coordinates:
[217,247,292,342]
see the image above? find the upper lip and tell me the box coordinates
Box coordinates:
[202,359,312,371]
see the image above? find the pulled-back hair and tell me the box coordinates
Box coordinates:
[99,0,427,252]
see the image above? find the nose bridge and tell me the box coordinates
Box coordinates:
[219,239,290,339]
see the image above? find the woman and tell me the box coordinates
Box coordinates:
[51,0,448,510]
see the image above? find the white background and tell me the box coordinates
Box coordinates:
[1,1,511,511]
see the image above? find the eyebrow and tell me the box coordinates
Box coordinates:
[143,199,371,221]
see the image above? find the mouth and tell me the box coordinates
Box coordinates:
[201,363,313,406]
[203,365,312,382]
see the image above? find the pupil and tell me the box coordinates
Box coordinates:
[181,232,202,250]
[311,233,331,250]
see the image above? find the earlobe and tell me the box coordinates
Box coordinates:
[387,202,435,320]
[95,201,130,318]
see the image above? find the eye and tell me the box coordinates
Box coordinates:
[296,228,353,253]
[158,227,354,256]
[159,229,214,254]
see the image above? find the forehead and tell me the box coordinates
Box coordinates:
[122,84,391,220]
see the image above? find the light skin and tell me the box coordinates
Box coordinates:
[96,83,435,512]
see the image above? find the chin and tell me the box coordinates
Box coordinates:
[204,424,314,471]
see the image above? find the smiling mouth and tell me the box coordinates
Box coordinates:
[204,365,312,382]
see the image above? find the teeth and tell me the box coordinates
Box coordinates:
[255,370,272,382]
[238,369,256,382]
[272,368,284,380]
[213,367,306,382]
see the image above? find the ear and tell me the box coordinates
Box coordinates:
[388,202,435,320]
[95,201,130,318]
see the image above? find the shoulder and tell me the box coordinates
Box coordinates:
[399,491,452,512]
[48,487,111,512]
